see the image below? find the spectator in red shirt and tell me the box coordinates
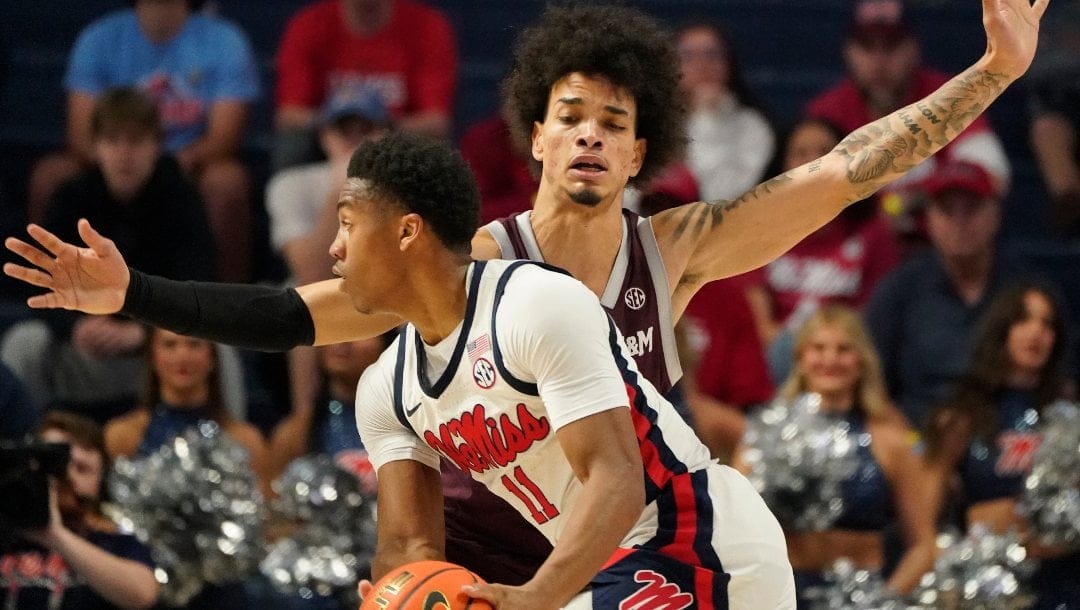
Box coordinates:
[746,117,901,384]
[273,0,457,169]
[805,0,1011,238]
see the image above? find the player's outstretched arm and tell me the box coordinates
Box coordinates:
[6,220,401,349]
[4,220,130,314]
[655,0,1049,297]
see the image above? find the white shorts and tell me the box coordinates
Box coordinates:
[566,465,795,609]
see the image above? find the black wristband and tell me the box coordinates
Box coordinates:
[120,268,315,351]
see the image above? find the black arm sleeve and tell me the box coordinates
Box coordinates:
[120,268,316,352]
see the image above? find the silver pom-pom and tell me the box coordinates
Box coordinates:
[260,454,377,604]
[107,421,265,607]
[804,558,912,609]
[909,526,1036,609]
[742,393,861,530]
[1016,400,1080,550]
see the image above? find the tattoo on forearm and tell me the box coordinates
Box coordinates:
[669,172,796,243]
[835,68,1010,196]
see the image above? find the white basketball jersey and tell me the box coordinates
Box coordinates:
[357,260,715,547]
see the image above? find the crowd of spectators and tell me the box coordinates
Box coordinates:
[1,0,1077,608]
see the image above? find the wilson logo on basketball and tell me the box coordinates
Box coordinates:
[618,570,693,610]
[472,358,496,388]
[423,403,550,473]
[624,287,647,310]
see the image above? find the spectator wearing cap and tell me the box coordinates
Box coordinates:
[805,0,1011,243]
[264,88,394,442]
[265,86,391,285]
[865,159,1042,429]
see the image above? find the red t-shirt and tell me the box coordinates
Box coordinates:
[682,277,774,408]
[764,211,900,327]
[805,67,992,136]
[275,0,457,117]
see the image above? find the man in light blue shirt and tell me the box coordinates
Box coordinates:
[64,0,259,156]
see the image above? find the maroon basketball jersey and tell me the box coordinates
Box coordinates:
[487,209,682,394]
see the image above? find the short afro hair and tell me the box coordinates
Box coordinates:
[502,4,687,187]
[346,131,480,255]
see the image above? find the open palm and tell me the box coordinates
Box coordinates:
[3,219,130,314]
[982,0,1050,77]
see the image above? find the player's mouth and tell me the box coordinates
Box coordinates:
[568,154,608,179]
[332,264,344,278]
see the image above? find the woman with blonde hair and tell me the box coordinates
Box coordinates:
[737,305,934,605]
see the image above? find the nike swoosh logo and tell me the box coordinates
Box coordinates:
[405,401,422,417]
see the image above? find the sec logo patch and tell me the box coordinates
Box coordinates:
[625,287,647,310]
[473,358,497,388]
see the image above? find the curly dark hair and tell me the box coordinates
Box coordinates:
[502,4,687,186]
[347,131,480,255]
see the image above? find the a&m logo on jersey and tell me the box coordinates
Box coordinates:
[618,570,693,610]
[624,287,647,310]
[473,358,497,388]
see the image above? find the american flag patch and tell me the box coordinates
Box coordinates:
[467,333,491,361]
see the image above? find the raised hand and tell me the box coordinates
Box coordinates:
[4,219,131,314]
[981,0,1050,78]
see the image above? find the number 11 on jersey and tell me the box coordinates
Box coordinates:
[501,465,559,524]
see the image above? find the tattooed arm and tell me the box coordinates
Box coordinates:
[655,0,1049,316]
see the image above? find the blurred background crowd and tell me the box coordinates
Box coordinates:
[0,0,1078,608]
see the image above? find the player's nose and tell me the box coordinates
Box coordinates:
[329,230,346,260]
[576,119,603,148]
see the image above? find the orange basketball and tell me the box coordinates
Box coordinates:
[359,560,494,610]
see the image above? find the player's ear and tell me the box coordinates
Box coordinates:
[531,121,544,163]
[399,213,422,251]
[629,137,646,178]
